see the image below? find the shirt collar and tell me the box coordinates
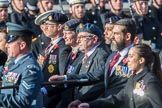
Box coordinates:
[14,52,32,64]
[85,43,100,57]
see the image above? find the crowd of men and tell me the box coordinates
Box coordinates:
[0,0,162,108]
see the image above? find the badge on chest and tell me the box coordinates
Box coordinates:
[4,72,21,84]
[133,80,145,96]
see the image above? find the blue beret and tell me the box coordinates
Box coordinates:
[105,16,122,24]
[0,0,9,8]
[35,10,68,25]
[6,22,34,43]
[62,19,81,31]
[76,23,103,39]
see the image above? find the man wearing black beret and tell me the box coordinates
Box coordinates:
[0,22,42,108]
[49,23,109,107]
[35,10,72,108]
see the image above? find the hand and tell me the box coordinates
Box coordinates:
[48,75,65,82]
[68,100,81,108]
[78,103,90,108]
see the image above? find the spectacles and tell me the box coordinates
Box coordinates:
[77,35,92,40]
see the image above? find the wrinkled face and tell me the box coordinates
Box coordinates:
[63,30,77,46]
[77,32,96,52]
[37,0,54,13]
[71,4,86,19]
[134,1,149,15]
[109,0,123,11]
[111,25,125,50]
[0,8,8,21]
[104,23,114,44]
[127,47,143,73]
[12,0,25,11]
[0,32,7,52]
[43,21,58,38]
[5,38,24,58]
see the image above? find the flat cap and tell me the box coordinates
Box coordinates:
[62,19,81,31]
[105,16,122,24]
[27,0,38,11]
[0,0,9,8]
[67,0,87,5]
[35,10,68,25]
[76,23,103,39]
[6,22,34,43]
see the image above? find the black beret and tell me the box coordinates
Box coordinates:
[0,0,9,8]
[35,10,68,25]
[62,19,81,31]
[76,23,103,39]
[105,16,122,24]
[6,22,34,43]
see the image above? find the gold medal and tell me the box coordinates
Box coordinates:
[48,64,54,73]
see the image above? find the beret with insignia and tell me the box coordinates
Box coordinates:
[62,19,82,31]
[76,23,103,39]
[6,22,34,43]
[0,0,9,8]
[35,10,68,25]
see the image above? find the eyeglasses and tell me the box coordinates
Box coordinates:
[77,35,93,40]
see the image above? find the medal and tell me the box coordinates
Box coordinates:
[48,64,54,73]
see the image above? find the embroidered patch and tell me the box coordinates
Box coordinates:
[22,81,35,90]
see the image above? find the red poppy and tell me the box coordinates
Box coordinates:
[123,58,128,65]
[53,44,59,50]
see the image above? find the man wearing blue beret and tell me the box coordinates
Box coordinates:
[0,22,43,108]
[49,23,109,107]
[35,10,72,108]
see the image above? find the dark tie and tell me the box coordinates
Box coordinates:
[108,53,121,77]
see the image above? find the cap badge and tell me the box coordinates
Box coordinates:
[64,25,69,30]
[48,15,53,21]
[79,23,83,28]
[6,27,8,33]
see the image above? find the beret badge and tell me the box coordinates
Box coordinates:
[6,27,8,33]
[48,15,53,21]
[79,23,83,28]
[64,25,69,31]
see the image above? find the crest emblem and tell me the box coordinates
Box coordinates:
[6,27,9,33]
[64,25,69,31]
[48,15,53,21]
[48,64,54,73]
[79,23,83,28]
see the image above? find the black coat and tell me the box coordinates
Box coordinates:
[32,33,51,59]
[89,67,162,108]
